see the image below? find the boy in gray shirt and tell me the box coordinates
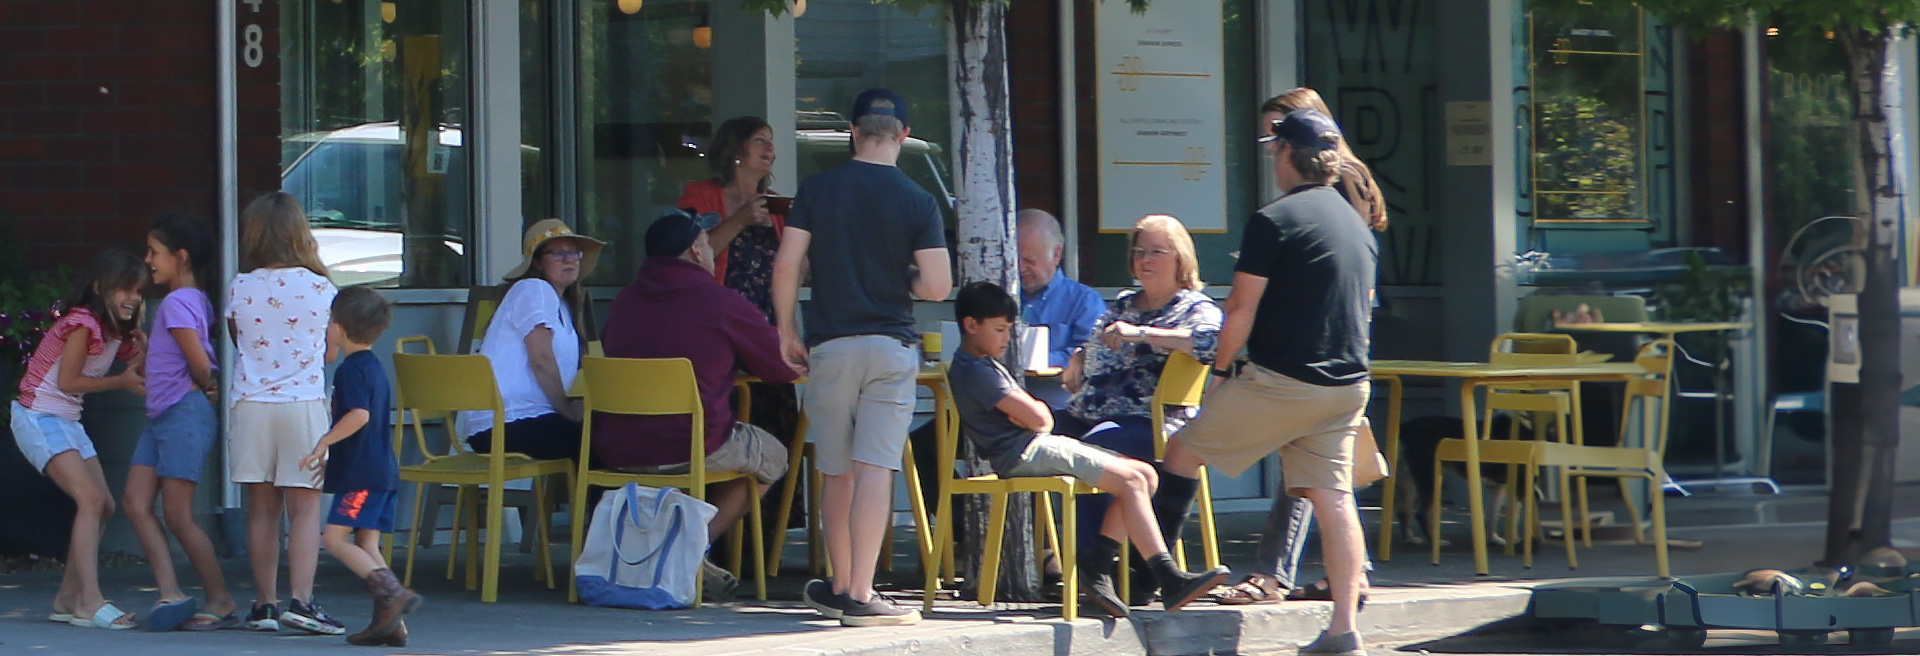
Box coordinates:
[946,282,1228,617]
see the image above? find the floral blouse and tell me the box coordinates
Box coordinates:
[1066,288,1222,432]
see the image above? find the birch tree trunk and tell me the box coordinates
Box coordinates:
[947,0,1044,603]
[1823,30,1905,566]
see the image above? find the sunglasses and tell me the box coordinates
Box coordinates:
[1257,120,1284,145]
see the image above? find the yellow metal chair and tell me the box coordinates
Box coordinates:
[1152,351,1217,570]
[1538,339,1676,578]
[921,369,1097,620]
[393,353,574,603]
[568,356,768,605]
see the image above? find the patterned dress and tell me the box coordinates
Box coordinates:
[1065,288,1222,435]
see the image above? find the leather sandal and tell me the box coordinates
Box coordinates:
[1288,578,1369,611]
[1212,575,1283,605]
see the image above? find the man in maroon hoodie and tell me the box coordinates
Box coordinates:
[597,209,802,581]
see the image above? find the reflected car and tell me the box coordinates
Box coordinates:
[281,122,473,287]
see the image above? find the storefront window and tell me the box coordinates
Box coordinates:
[575,0,713,285]
[1302,0,1438,286]
[280,0,473,288]
[794,0,955,230]
[1524,4,1648,224]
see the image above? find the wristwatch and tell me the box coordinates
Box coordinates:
[1211,361,1242,379]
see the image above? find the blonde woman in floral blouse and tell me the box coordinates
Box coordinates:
[1059,215,1220,594]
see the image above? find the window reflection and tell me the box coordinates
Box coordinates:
[280,0,473,288]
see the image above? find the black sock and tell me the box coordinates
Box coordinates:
[1146,552,1184,588]
[1153,472,1200,548]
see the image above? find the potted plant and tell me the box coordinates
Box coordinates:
[0,231,77,560]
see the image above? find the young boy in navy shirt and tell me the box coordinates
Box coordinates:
[299,286,420,646]
[945,282,1228,617]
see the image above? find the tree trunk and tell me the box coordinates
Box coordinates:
[1823,30,1904,566]
[948,0,1044,603]
[399,1,452,287]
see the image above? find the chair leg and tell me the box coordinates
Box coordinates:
[1035,492,1058,576]
[770,451,803,577]
[748,482,768,601]
[925,489,955,613]
[1558,470,1578,571]
[569,479,589,603]
[483,480,507,603]
[1197,472,1220,570]
[1060,492,1078,622]
[1430,458,1445,565]
[902,444,935,579]
[730,514,748,578]
[536,475,555,588]
[404,481,428,588]
[978,493,1010,607]
[1577,475,1593,549]
[446,485,467,582]
[1649,473,1671,579]
[1522,464,1537,569]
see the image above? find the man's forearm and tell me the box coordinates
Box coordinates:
[1214,310,1255,372]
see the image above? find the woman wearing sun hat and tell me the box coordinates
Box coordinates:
[456,219,605,461]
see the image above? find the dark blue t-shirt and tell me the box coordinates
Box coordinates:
[787,159,947,347]
[1236,184,1377,386]
[325,350,398,493]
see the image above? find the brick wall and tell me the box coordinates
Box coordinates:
[0,0,280,271]
[1006,0,1102,254]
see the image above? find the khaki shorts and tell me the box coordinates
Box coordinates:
[1175,364,1369,492]
[229,399,330,488]
[617,422,790,485]
[803,335,918,476]
[1002,434,1125,487]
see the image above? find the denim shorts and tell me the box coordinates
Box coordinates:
[132,391,218,482]
[9,401,97,473]
[326,489,399,532]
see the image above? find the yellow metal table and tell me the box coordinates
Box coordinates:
[1370,360,1649,575]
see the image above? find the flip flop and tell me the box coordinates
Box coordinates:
[48,612,73,623]
[181,611,243,631]
[69,602,136,630]
[147,597,199,632]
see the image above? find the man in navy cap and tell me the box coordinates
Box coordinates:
[772,89,951,626]
[1153,108,1378,656]
[598,209,802,600]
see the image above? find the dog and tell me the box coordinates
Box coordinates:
[1391,414,1531,548]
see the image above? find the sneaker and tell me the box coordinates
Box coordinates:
[279,598,346,635]
[244,601,280,632]
[802,579,847,619]
[838,592,921,627]
[1158,565,1231,612]
[701,559,739,602]
[1299,630,1368,656]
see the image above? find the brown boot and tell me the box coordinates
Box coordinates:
[347,568,421,645]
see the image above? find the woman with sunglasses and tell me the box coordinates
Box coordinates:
[1056,214,1223,604]
[457,219,605,462]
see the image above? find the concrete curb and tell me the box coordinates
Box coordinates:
[720,585,1534,656]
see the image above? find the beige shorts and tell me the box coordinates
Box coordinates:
[1002,434,1125,487]
[229,399,330,488]
[1175,364,1369,492]
[617,422,790,485]
[803,335,918,476]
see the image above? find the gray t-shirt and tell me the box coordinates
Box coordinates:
[787,160,947,347]
[948,349,1038,476]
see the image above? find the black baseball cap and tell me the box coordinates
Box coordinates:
[1260,108,1343,150]
[644,208,721,258]
[850,88,909,128]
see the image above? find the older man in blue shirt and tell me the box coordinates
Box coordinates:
[1018,209,1107,408]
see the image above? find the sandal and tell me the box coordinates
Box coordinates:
[1288,578,1369,611]
[1212,575,1284,605]
[147,597,199,632]
[181,611,243,631]
[70,602,137,630]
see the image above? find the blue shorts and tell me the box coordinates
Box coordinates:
[9,401,97,473]
[132,391,218,482]
[327,489,399,532]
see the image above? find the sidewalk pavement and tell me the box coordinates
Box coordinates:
[5,496,1919,656]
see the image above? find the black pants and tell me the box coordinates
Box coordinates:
[466,412,584,462]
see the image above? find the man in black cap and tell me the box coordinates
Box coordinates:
[773,88,951,626]
[598,209,802,600]
[1152,108,1378,656]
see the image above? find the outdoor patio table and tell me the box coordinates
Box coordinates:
[1370,359,1650,575]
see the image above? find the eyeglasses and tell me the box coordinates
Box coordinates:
[1130,247,1173,260]
[542,248,585,263]
[1256,120,1284,144]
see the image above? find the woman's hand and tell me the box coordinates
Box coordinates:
[1101,321,1145,349]
[728,195,770,228]
[1063,348,1086,393]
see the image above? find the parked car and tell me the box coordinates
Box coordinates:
[281,122,473,287]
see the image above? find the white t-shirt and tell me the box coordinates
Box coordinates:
[458,278,581,437]
[227,267,338,403]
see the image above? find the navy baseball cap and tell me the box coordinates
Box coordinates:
[851,88,910,128]
[645,208,721,258]
[1260,108,1343,150]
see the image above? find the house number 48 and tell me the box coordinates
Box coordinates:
[241,0,265,68]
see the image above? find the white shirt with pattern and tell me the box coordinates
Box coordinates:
[226,267,338,403]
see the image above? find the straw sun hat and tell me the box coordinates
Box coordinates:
[506,218,606,281]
